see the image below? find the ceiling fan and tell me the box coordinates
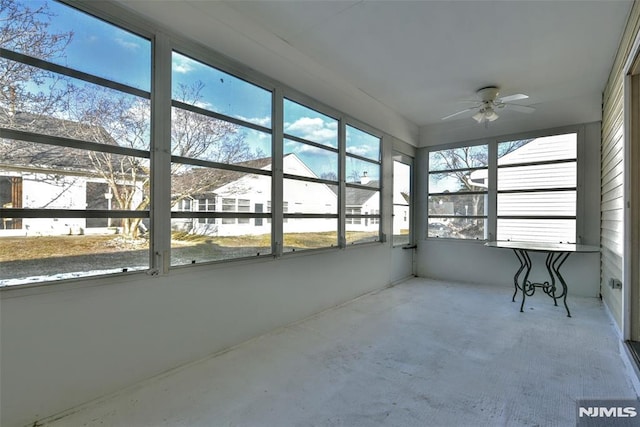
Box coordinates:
[441,86,535,125]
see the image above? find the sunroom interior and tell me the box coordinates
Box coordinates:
[1,0,640,426]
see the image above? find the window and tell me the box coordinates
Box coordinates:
[0,0,389,287]
[170,51,272,265]
[497,133,577,243]
[428,145,488,239]
[393,159,412,246]
[426,132,579,243]
[282,99,339,252]
[0,0,151,286]
[197,198,216,224]
[345,125,382,244]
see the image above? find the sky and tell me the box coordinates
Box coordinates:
[5,0,381,182]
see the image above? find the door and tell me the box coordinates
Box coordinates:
[391,153,415,282]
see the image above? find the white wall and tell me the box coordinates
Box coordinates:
[0,244,401,427]
[415,122,602,298]
[0,3,423,426]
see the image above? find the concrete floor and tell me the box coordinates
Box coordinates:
[46,278,638,427]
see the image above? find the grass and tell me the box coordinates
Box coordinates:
[0,235,148,262]
[1,230,381,262]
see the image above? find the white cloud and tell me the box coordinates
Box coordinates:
[172,53,198,74]
[115,37,140,51]
[347,144,374,157]
[173,62,193,74]
[284,117,337,146]
[236,115,272,128]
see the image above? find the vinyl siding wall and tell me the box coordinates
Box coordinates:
[601,0,640,329]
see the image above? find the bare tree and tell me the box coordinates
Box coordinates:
[429,141,529,238]
[0,0,74,117]
[1,1,264,238]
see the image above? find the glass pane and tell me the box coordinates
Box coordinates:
[497,191,576,217]
[284,139,338,180]
[1,61,151,150]
[346,125,380,161]
[393,205,410,246]
[171,107,271,163]
[3,0,151,91]
[346,187,379,216]
[393,162,411,206]
[428,194,486,216]
[283,218,337,252]
[393,161,411,246]
[171,168,271,213]
[346,185,379,244]
[498,133,577,165]
[0,218,149,287]
[171,218,271,265]
[346,157,380,185]
[284,179,337,214]
[0,141,150,212]
[497,218,576,243]
[498,163,576,191]
[346,229,380,245]
[429,170,488,193]
[429,145,488,171]
[283,99,338,148]
[428,217,486,240]
[172,52,272,127]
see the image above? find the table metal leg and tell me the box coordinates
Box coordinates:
[516,249,533,313]
[544,252,558,306]
[551,252,571,317]
[512,249,526,302]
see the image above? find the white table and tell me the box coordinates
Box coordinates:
[485,241,600,317]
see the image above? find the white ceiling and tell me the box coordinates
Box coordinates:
[113,0,632,145]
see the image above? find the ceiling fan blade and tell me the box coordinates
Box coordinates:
[441,107,477,121]
[504,104,535,113]
[499,93,528,103]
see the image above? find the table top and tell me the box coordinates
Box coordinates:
[485,241,600,253]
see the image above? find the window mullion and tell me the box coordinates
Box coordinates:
[272,87,284,257]
[150,33,173,274]
[488,140,498,241]
[338,119,346,248]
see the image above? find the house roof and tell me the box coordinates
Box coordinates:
[0,109,120,172]
[346,181,379,206]
[1,109,117,144]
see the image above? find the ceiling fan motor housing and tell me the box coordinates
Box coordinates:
[477,86,500,102]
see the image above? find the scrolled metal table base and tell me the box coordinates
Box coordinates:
[512,248,571,317]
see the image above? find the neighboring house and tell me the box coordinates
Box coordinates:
[345,174,381,233]
[172,153,339,237]
[0,110,144,236]
[392,190,410,237]
[468,134,577,242]
[172,153,383,237]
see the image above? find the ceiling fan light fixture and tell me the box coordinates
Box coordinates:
[472,107,499,123]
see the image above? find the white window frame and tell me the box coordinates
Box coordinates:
[426,126,585,243]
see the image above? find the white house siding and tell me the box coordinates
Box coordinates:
[467,135,577,243]
[181,155,339,237]
[393,205,410,236]
[1,171,88,235]
[601,0,640,329]
[346,192,380,233]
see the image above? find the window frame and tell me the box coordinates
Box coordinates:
[392,154,413,247]
[426,127,585,243]
[0,0,154,286]
[0,0,392,289]
[427,143,489,240]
